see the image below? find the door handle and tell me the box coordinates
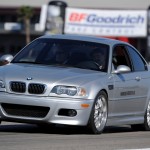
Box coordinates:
[135,76,141,81]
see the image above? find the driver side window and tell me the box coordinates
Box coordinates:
[112,45,132,70]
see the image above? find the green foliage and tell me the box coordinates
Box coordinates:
[17,6,34,44]
[18,6,34,21]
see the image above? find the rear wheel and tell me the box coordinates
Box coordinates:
[131,100,150,131]
[143,100,150,131]
[88,91,108,134]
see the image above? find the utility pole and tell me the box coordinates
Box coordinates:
[45,1,67,35]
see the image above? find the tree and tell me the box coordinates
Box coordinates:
[18,6,34,44]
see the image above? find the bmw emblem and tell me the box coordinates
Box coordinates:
[27,77,32,80]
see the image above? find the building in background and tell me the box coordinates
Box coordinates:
[0,0,150,61]
[0,6,42,56]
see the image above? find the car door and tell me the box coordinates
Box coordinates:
[109,45,149,119]
[125,45,149,114]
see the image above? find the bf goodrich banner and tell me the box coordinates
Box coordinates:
[64,8,147,37]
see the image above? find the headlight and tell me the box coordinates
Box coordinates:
[51,85,77,96]
[51,85,87,97]
[0,80,6,92]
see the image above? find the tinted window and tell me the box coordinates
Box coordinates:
[112,45,132,70]
[126,46,147,71]
[12,38,109,72]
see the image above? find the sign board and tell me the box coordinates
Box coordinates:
[64,8,147,37]
[4,23,21,31]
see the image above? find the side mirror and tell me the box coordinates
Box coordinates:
[112,65,131,74]
[0,54,13,66]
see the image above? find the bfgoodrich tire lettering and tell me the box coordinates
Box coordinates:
[88,91,108,134]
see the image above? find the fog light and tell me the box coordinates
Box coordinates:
[68,109,77,117]
[58,109,77,117]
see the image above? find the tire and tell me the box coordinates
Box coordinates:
[88,91,108,134]
[143,100,150,131]
[131,100,150,131]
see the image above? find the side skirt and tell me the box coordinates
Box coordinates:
[106,115,144,126]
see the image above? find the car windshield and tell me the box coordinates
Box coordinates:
[12,38,109,72]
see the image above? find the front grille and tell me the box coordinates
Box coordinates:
[10,82,26,93]
[28,83,45,94]
[1,103,50,118]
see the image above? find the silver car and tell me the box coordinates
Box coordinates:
[0,34,150,134]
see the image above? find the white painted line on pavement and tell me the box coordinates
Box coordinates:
[121,148,150,150]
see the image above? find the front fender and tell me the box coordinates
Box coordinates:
[81,77,109,100]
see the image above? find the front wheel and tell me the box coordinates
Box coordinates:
[88,91,108,134]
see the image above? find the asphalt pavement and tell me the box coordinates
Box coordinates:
[0,122,150,150]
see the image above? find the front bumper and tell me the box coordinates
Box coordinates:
[0,92,93,126]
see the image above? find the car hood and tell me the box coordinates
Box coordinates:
[0,63,106,86]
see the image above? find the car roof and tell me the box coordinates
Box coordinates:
[39,34,128,46]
